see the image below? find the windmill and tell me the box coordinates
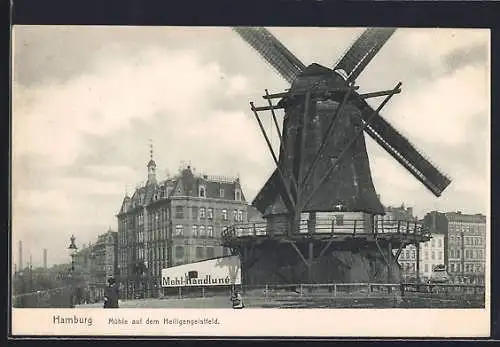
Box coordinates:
[224,27,451,285]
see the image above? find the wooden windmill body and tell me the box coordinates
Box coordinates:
[223,28,451,285]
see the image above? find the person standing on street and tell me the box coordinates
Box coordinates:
[104,277,119,308]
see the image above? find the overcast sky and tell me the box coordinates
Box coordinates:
[12,26,489,267]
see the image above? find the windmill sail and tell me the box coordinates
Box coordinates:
[233,27,305,84]
[333,28,396,82]
[354,97,451,196]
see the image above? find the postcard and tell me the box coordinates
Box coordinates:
[11,26,490,337]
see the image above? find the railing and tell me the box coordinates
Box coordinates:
[158,282,484,302]
[222,218,429,241]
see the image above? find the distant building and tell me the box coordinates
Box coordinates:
[89,228,118,301]
[423,211,487,284]
[116,156,249,299]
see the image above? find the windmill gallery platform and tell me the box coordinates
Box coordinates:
[222,217,431,285]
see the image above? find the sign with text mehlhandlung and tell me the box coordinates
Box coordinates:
[161,255,241,287]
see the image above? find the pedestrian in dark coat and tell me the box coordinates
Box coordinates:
[104,277,119,308]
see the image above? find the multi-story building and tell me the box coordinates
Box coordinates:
[88,228,118,301]
[116,157,249,299]
[423,211,487,284]
[445,212,486,284]
[72,229,118,302]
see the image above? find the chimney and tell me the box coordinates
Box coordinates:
[19,241,23,271]
[43,249,47,270]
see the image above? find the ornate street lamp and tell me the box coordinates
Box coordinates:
[67,235,78,307]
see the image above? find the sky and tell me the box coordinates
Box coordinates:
[11,26,490,268]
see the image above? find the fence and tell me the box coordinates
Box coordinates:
[12,286,74,308]
[159,282,485,302]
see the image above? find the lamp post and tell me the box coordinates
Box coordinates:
[68,235,78,307]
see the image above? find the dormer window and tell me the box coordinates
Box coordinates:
[235,189,241,201]
[199,186,206,198]
[219,188,225,198]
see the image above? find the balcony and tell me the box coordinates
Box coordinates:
[222,218,429,244]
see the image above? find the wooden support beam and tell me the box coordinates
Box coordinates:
[374,237,390,267]
[262,86,359,100]
[264,89,283,148]
[317,238,334,259]
[253,104,285,112]
[288,241,308,267]
[308,241,314,283]
[359,88,402,99]
[250,102,296,214]
[395,243,405,261]
[387,242,393,286]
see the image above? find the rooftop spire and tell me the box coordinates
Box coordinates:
[149,138,154,161]
[147,139,157,184]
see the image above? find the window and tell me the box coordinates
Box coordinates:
[192,225,198,237]
[437,239,442,247]
[207,226,214,238]
[431,239,435,247]
[411,250,416,259]
[424,251,429,260]
[234,209,238,221]
[208,208,213,220]
[424,264,429,272]
[222,209,228,221]
[175,225,184,237]
[175,206,184,219]
[199,186,206,197]
[335,215,344,226]
[438,251,442,260]
[196,247,204,259]
[192,207,198,219]
[200,208,206,218]
[238,210,243,222]
[431,251,435,260]
[476,264,482,272]
[206,247,214,258]
[457,249,461,258]
[219,188,225,198]
[235,190,241,201]
[450,249,455,258]
[199,225,206,237]
[405,250,410,259]
[175,246,184,259]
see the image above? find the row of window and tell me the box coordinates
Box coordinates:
[175,206,245,222]
[399,263,442,273]
[448,223,486,233]
[422,238,443,248]
[449,235,484,245]
[174,224,219,238]
[197,186,242,201]
[449,263,484,273]
[398,250,444,261]
[449,249,484,259]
